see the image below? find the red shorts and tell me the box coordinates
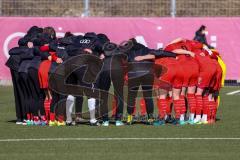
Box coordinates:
[197,57,217,88]
[155,58,183,89]
[210,61,222,91]
[178,57,199,87]
[38,60,51,89]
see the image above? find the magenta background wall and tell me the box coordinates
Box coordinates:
[0,17,239,80]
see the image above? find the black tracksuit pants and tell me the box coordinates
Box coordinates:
[19,72,32,118]
[10,69,25,121]
[50,91,67,116]
[127,73,154,117]
[66,69,84,114]
[28,68,45,116]
[97,70,125,121]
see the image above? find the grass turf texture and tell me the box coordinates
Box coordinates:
[0,86,240,160]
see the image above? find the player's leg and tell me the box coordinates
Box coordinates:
[207,65,222,124]
[19,72,33,125]
[28,68,48,126]
[97,71,111,126]
[30,68,47,125]
[56,94,67,126]
[66,95,75,125]
[112,71,125,126]
[195,71,213,124]
[87,81,101,126]
[186,63,199,124]
[172,87,183,124]
[49,90,58,126]
[195,86,204,124]
[87,97,100,126]
[180,86,187,124]
[10,69,24,124]
[201,65,217,124]
[187,86,197,124]
[28,69,41,126]
[172,66,184,125]
[48,92,67,126]
[141,74,154,125]
[165,91,173,123]
[127,78,140,125]
[154,88,168,126]
[154,63,174,125]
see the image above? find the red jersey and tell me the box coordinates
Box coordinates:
[165,40,193,61]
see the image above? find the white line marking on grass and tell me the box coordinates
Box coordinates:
[0,138,240,142]
[226,90,240,95]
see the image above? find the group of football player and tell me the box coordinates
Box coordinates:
[6,25,225,127]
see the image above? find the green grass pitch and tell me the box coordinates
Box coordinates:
[0,86,240,160]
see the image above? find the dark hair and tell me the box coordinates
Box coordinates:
[97,33,110,43]
[43,27,56,39]
[198,25,206,32]
[129,38,137,45]
[84,32,97,38]
[64,31,74,38]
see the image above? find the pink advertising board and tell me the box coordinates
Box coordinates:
[0,17,239,80]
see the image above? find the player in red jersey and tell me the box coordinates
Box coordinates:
[207,49,223,123]
[154,42,195,125]
[187,40,218,124]
[163,39,200,125]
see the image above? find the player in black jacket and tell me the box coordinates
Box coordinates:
[126,38,176,125]
[64,32,105,126]
[6,26,44,125]
[97,39,130,126]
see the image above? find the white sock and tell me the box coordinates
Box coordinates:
[202,114,207,122]
[189,113,195,121]
[195,115,201,121]
[164,115,168,120]
[180,114,185,121]
[66,95,75,123]
[88,98,96,123]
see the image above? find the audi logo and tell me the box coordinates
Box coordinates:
[79,39,91,44]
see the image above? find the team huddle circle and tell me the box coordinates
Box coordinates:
[6,26,224,127]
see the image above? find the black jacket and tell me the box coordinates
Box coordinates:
[126,43,153,78]
[194,31,213,49]
[48,40,70,74]
[127,43,176,78]
[6,47,34,72]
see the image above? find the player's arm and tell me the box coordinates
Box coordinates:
[171,49,195,57]
[151,49,176,58]
[203,45,213,55]
[134,54,155,61]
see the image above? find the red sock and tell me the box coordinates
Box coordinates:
[27,113,31,120]
[187,94,196,114]
[157,99,167,119]
[41,116,47,121]
[202,95,209,115]
[195,95,203,116]
[209,101,217,122]
[33,116,39,121]
[212,101,218,121]
[44,99,51,120]
[166,97,172,116]
[140,98,147,116]
[112,97,117,117]
[180,95,186,114]
[50,112,55,121]
[173,100,181,119]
